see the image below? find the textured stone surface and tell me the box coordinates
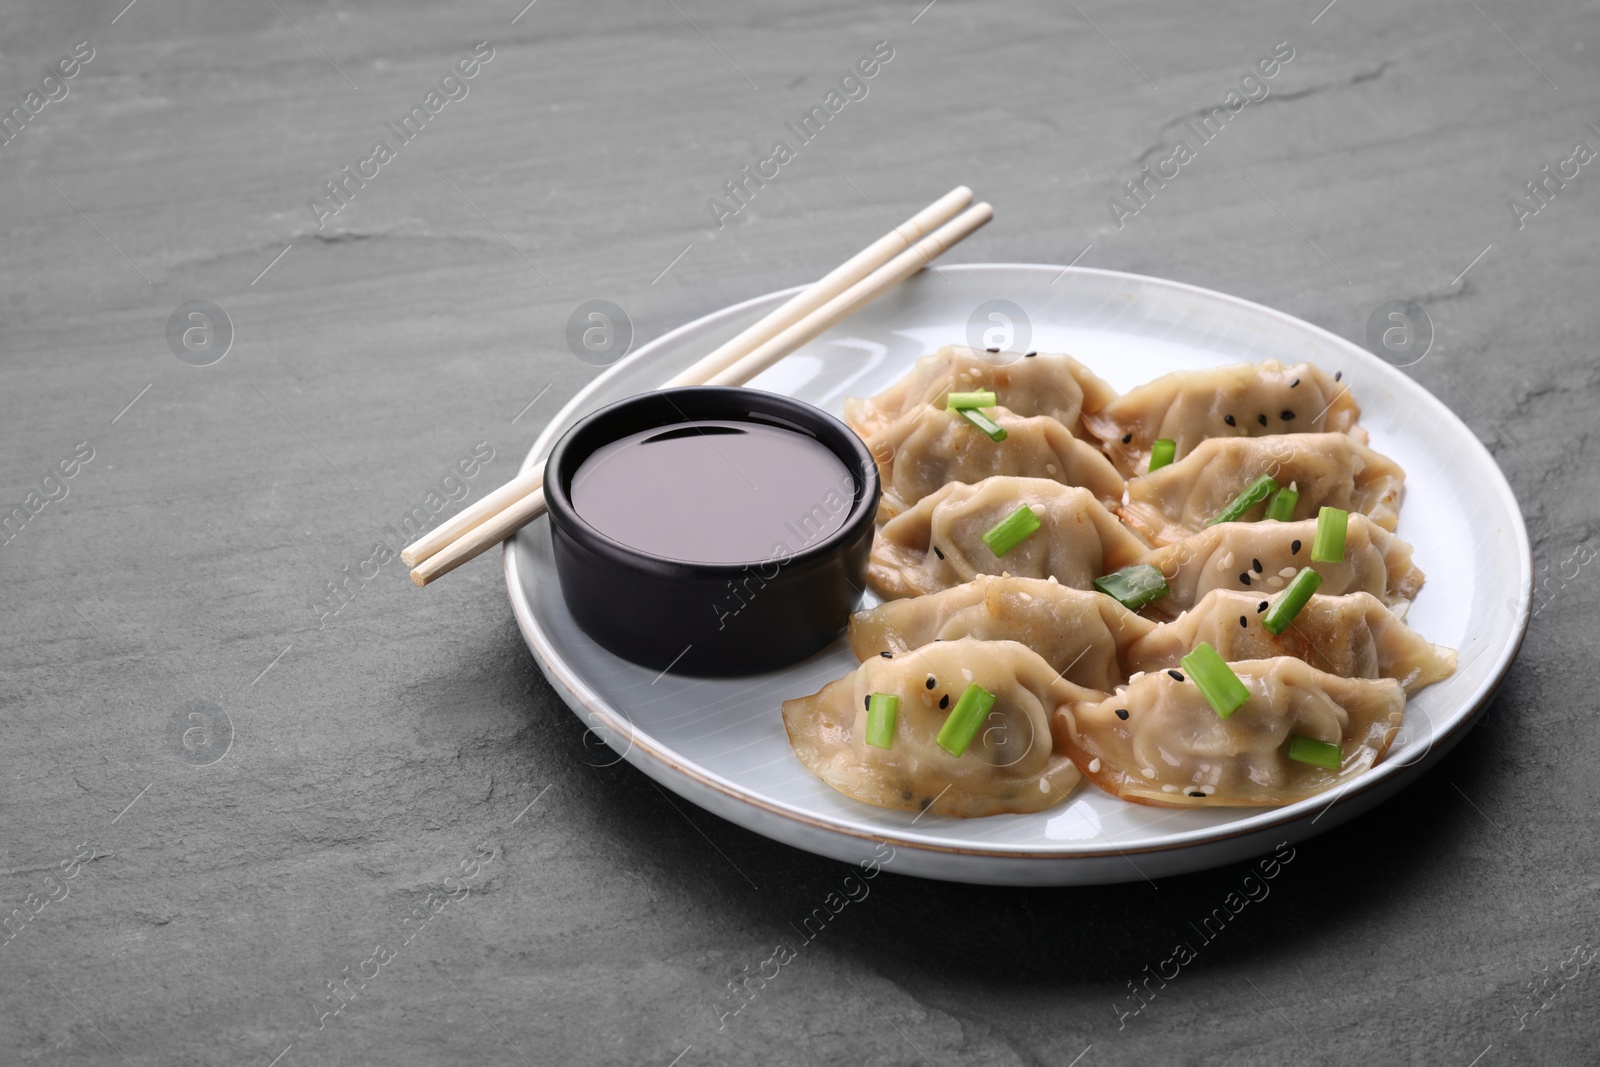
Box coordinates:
[2,1,1597,1064]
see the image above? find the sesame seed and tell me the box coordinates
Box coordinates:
[880,651,892,658]
[1040,779,1050,793]
[1163,784,1179,793]
[1281,410,1296,421]
[1279,567,1297,578]
[1024,350,1038,358]
[1141,767,1157,779]
[1239,615,1247,628]
[939,694,949,709]
[925,676,936,689]
[1115,708,1129,720]
[1252,558,1263,574]
[1188,790,1205,798]
[1122,433,1133,444]
[1335,370,1343,381]
[986,346,1000,353]
[1257,413,1268,427]
[1240,572,1252,585]
[1290,378,1300,387]
[933,545,945,560]
[1267,576,1284,588]
[1257,600,1268,613]
[864,696,870,710]
[1167,669,1185,682]
[1291,539,1302,554]
[1224,414,1236,427]
[1088,758,1102,773]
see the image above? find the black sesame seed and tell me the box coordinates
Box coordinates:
[1122,433,1133,444]
[1224,414,1236,427]
[1335,370,1343,381]
[1188,791,1205,798]
[1167,669,1185,682]
[933,545,945,560]
[1291,539,1302,555]
[986,346,1000,354]
[1024,350,1038,358]
[939,694,949,710]
[925,676,936,689]
[1252,558,1263,574]
[880,651,892,658]
[1290,377,1300,388]
[1257,600,1269,613]
[1257,413,1268,427]
[1281,410,1296,421]
[1239,615,1248,628]
[864,696,871,710]
[1240,572,1252,585]
[1115,708,1129,720]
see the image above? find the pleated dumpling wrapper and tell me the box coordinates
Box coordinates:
[1135,513,1424,618]
[844,345,1117,442]
[1084,359,1363,478]
[869,476,1149,600]
[848,574,1155,692]
[1053,657,1404,808]
[1119,433,1405,547]
[865,406,1125,521]
[1126,589,1457,695]
[783,638,1098,817]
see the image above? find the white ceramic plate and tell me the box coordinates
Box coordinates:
[505,265,1531,885]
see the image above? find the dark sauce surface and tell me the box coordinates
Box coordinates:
[570,419,854,564]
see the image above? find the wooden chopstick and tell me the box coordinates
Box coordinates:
[408,199,994,587]
[400,186,973,570]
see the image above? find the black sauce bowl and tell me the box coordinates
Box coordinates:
[543,387,881,677]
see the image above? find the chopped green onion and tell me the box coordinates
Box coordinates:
[936,683,996,757]
[865,693,898,750]
[981,504,1042,557]
[1179,641,1250,719]
[1207,475,1278,526]
[1287,735,1342,770]
[945,390,997,410]
[1262,567,1323,635]
[1093,563,1170,610]
[957,406,1007,441]
[1148,438,1176,472]
[1311,506,1348,562]
[1265,484,1299,522]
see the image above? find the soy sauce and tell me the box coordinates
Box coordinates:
[570,419,854,564]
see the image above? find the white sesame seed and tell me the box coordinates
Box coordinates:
[1046,464,1058,475]
[1162,784,1178,792]
[1279,567,1297,578]
[1267,576,1285,588]
[1039,778,1050,793]
[1141,767,1157,779]
[1088,758,1101,773]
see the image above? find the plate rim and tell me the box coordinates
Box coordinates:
[504,263,1533,862]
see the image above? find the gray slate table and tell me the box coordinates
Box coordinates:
[3,1,1596,1064]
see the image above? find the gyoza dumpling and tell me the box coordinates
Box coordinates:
[1119,433,1405,546]
[845,345,1117,441]
[848,575,1156,691]
[869,477,1149,599]
[866,406,1125,520]
[782,637,1095,817]
[1084,360,1363,477]
[1126,589,1456,694]
[1053,657,1404,808]
[1136,514,1424,617]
